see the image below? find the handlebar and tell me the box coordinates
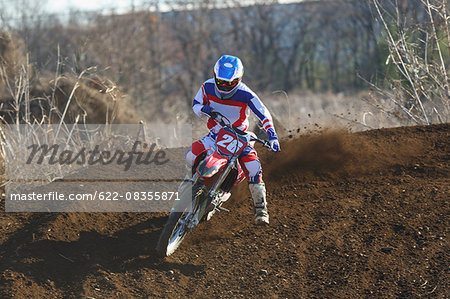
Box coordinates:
[208,111,271,149]
[252,137,271,149]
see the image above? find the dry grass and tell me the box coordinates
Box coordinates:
[0,29,141,126]
[0,29,144,191]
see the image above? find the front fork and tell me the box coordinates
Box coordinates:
[198,156,237,220]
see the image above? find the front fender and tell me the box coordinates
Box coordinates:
[196,152,227,178]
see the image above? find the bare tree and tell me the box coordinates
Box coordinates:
[371,0,449,124]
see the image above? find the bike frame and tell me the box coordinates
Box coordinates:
[194,126,248,220]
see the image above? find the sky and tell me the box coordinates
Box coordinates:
[45,0,305,13]
[46,0,141,13]
[0,0,306,27]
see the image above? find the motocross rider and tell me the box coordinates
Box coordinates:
[185,55,281,225]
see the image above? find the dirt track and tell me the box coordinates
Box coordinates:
[0,124,448,298]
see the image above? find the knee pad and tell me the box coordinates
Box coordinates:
[243,160,262,183]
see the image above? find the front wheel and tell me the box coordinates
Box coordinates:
[155,178,204,257]
[156,210,190,257]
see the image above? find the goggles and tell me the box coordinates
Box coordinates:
[215,77,240,92]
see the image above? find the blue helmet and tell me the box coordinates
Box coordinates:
[213,55,244,98]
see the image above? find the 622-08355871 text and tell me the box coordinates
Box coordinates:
[98,191,180,201]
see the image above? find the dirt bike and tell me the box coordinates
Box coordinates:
[156,111,270,257]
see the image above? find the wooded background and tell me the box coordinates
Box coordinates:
[0,0,448,126]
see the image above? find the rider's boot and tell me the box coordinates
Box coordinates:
[179,149,195,194]
[173,155,194,212]
[249,181,269,225]
[178,163,192,192]
[170,171,192,212]
[178,173,192,193]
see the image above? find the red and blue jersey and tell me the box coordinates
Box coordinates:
[193,78,275,134]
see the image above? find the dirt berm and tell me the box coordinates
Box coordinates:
[0,123,448,298]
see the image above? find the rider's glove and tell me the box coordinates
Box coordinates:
[201,105,213,116]
[270,139,280,152]
[266,127,281,152]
